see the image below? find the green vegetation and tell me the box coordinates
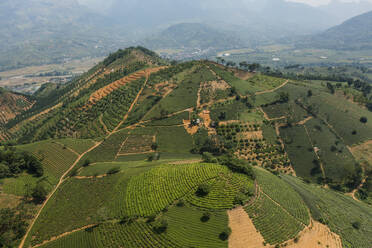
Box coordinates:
[18,140,78,179]
[40,221,180,248]
[125,163,254,217]
[163,206,228,248]
[55,139,95,154]
[0,146,43,178]
[245,192,304,245]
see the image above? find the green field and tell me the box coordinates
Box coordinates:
[163,206,228,248]
[124,163,254,216]
[54,138,96,154]
[280,125,320,181]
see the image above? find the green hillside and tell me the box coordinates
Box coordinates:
[1,47,371,248]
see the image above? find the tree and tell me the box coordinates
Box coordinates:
[82,159,91,167]
[151,142,158,151]
[307,90,313,97]
[360,117,368,123]
[200,212,211,222]
[0,208,27,247]
[32,184,48,204]
[153,217,168,234]
[107,167,120,175]
[279,92,289,103]
[196,183,211,197]
[219,227,232,241]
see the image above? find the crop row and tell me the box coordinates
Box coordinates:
[124,164,234,216]
[185,173,254,209]
[244,192,304,245]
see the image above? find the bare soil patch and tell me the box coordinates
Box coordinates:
[285,220,342,248]
[228,206,266,248]
[238,131,263,140]
[183,120,199,135]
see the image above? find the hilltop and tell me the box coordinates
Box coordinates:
[0,47,371,248]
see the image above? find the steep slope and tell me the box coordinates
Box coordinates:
[5,47,167,143]
[0,88,34,141]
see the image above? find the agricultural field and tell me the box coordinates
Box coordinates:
[144,65,214,120]
[283,175,372,248]
[17,140,78,180]
[25,175,124,246]
[124,163,254,216]
[79,129,130,165]
[216,122,290,172]
[163,206,228,248]
[54,138,96,154]
[304,118,357,185]
[40,221,180,248]
[244,191,305,245]
[209,63,286,95]
[253,168,310,225]
[280,125,320,181]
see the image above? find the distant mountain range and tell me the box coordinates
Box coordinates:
[1,0,372,70]
[307,10,372,50]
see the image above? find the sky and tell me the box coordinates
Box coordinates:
[78,0,372,7]
[287,0,372,6]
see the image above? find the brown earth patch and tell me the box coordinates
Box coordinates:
[297,116,313,125]
[349,140,372,165]
[238,131,263,140]
[183,120,199,135]
[285,220,342,248]
[234,70,254,80]
[87,67,166,106]
[228,206,266,248]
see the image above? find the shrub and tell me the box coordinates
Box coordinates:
[153,217,168,234]
[32,183,48,204]
[196,183,211,197]
[200,212,211,222]
[360,117,368,123]
[352,221,361,230]
[83,159,91,167]
[219,227,232,241]
[176,199,185,207]
[107,167,120,175]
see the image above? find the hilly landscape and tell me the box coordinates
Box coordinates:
[0,47,371,248]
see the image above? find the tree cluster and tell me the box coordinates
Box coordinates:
[0,147,43,179]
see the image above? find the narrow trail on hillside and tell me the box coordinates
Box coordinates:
[255,80,289,96]
[110,72,151,135]
[53,142,80,156]
[31,224,99,248]
[303,125,326,181]
[18,141,102,248]
[99,115,109,135]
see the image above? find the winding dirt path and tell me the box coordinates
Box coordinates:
[304,125,326,180]
[32,224,98,248]
[255,80,289,96]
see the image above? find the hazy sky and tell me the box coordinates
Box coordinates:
[287,0,372,6]
[78,0,372,7]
